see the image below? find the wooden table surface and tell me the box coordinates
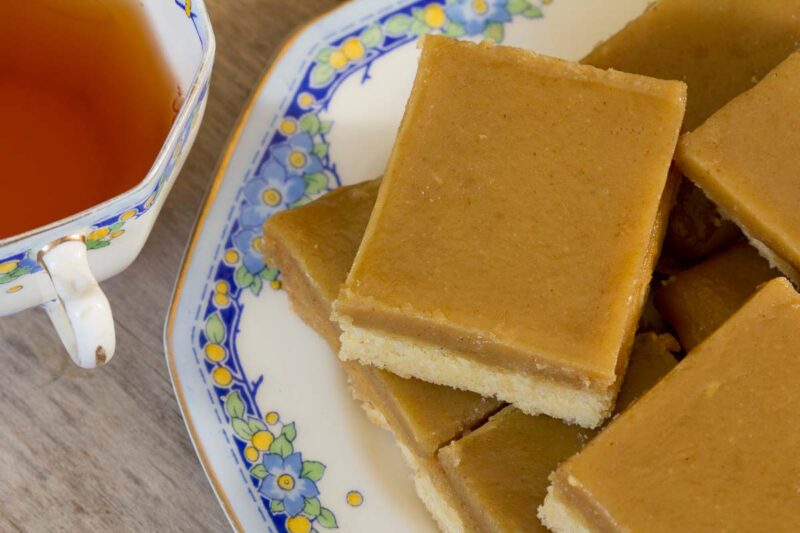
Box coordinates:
[0,1,337,530]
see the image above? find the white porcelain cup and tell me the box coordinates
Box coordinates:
[0,0,215,369]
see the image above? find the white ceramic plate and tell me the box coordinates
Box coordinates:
[165,1,651,531]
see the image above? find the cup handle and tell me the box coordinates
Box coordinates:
[39,236,115,368]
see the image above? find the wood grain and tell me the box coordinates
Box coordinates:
[0,1,337,530]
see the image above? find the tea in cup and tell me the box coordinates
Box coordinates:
[0,0,215,367]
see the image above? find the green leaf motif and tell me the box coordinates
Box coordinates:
[524,4,543,18]
[301,461,325,482]
[317,507,338,529]
[310,63,335,88]
[260,266,279,281]
[316,47,333,63]
[360,24,383,48]
[225,391,245,419]
[109,220,125,232]
[303,497,321,518]
[507,0,529,15]
[232,418,255,441]
[250,464,268,479]
[300,113,322,135]
[248,417,267,433]
[385,14,412,37]
[269,435,293,458]
[291,196,312,208]
[483,22,504,43]
[409,18,431,36]
[205,313,225,344]
[320,121,333,134]
[235,265,255,289]
[282,422,297,442]
[251,275,264,296]
[0,267,29,284]
[312,143,328,159]
[270,500,285,514]
[86,240,111,250]
[443,21,466,38]
[304,172,329,195]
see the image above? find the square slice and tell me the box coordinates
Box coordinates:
[541,278,800,532]
[438,333,677,533]
[335,35,686,428]
[263,180,502,532]
[675,52,800,284]
[654,242,777,350]
[584,0,800,261]
[583,0,800,131]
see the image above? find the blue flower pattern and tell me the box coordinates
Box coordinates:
[202,0,555,528]
[258,452,320,516]
[240,161,306,228]
[234,131,332,278]
[446,0,511,34]
[0,252,42,285]
[16,253,40,275]
[233,226,268,275]
[271,133,324,178]
[229,0,551,285]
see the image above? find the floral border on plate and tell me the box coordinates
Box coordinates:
[195,1,553,532]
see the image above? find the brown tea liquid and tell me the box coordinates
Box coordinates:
[0,0,177,239]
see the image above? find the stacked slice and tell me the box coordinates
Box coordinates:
[332,35,686,428]
[540,279,800,531]
[265,180,679,532]
[262,1,800,530]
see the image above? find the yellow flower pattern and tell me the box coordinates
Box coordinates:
[204,343,226,362]
[88,228,110,242]
[473,0,489,15]
[224,249,240,265]
[286,516,312,533]
[279,119,298,136]
[307,0,549,90]
[252,430,274,451]
[309,23,384,87]
[0,261,19,275]
[212,367,233,387]
[0,256,36,289]
[297,92,315,109]
[244,446,260,462]
[346,491,364,507]
[341,38,366,61]
[213,291,230,308]
[86,218,127,250]
[208,303,345,529]
[423,4,447,27]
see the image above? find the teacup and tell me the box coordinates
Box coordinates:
[0,0,215,369]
